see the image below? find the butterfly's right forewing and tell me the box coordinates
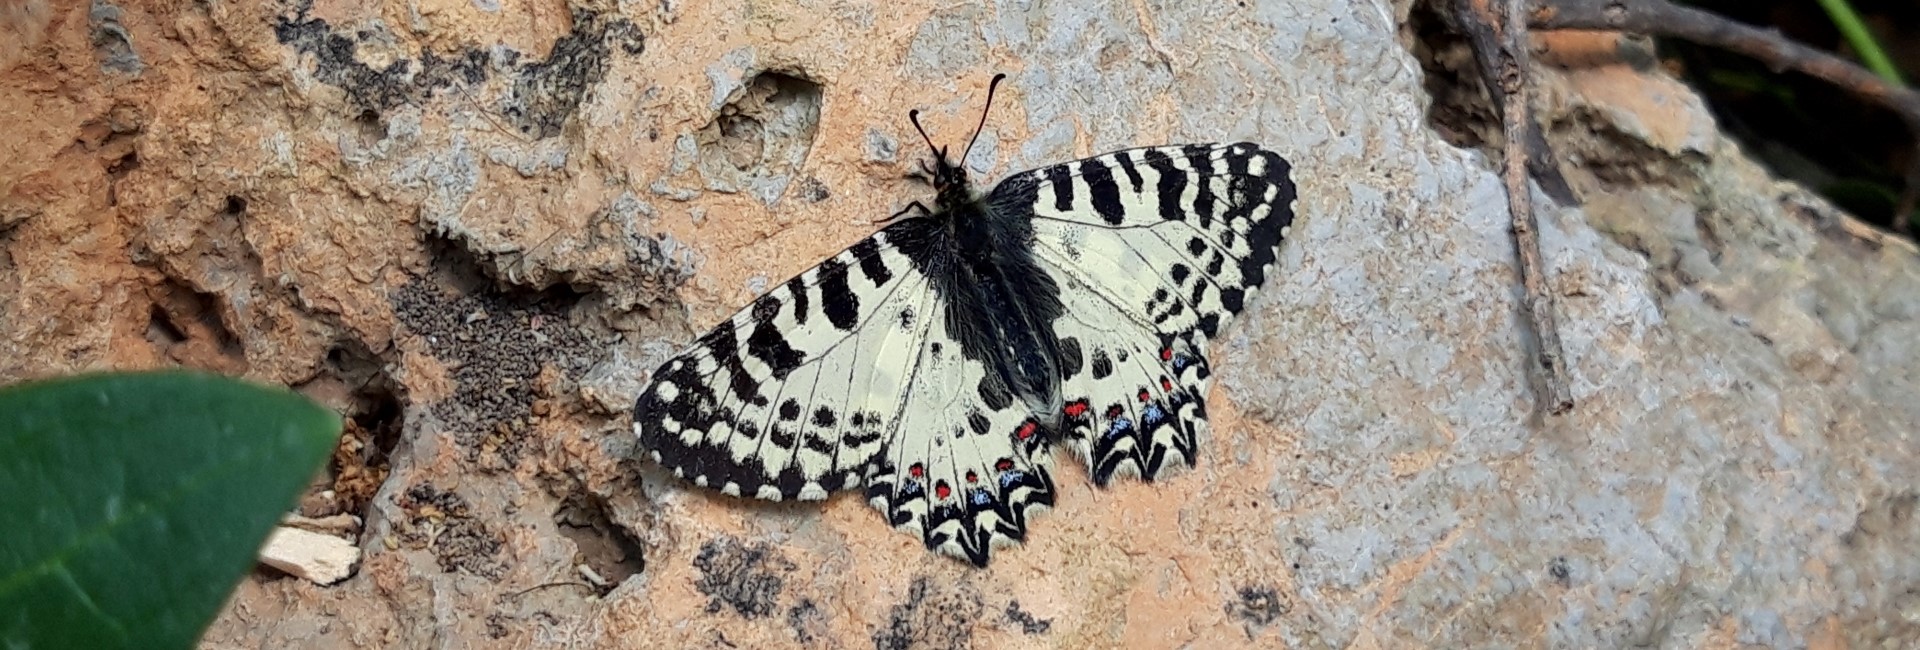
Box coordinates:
[636,223,935,502]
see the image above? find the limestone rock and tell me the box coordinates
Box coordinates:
[2,0,1917,648]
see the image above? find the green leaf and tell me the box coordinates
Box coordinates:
[0,371,342,650]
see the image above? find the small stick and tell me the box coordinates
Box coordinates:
[1453,0,1578,416]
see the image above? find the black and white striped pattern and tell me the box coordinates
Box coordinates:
[1015,144,1294,483]
[635,140,1295,566]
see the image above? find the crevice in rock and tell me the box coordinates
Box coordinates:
[552,490,645,592]
[144,276,246,370]
[1402,3,1496,153]
[1546,106,1707,192]
[1403,3,1704,195]
[306,337,404,521]
[1842,491,1918,549]
[144,303,186,346]
[437,194,694,314]
[694,71,823,206]
[104,147,139,179]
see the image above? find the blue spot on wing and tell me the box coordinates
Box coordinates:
[1142,403,1166,426]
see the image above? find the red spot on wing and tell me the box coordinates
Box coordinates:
[966,470,978,483]
[1105,404,1125,419]
[1063,399,1089,419]
[1161,347,1173,361]
[1161,377,1173,391]
[1137,389,1151,402]
[995,458,1014,472]
[909,463,924,479]
[935,481,951,500]
[1015,420,1037,440]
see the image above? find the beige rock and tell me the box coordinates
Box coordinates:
[260,526,362,586]
[4,0,1919,648]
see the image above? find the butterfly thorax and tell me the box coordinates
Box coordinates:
[901,153,1067,418]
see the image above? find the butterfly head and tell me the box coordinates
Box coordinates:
[906,73,1007,207]
[921,144,972,204]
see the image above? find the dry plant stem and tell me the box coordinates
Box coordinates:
[1529,0,1920,231]
[1451,0,1578,416]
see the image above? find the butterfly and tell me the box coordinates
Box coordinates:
[635,74,1297,566]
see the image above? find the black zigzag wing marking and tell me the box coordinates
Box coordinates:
[1007,142,1296,483]
[635,220,945,502]
[861,314,1058,567]
[1049,271,1214,484]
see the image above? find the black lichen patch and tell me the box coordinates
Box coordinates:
[873,577,983,650]
[89,1,144,75]
[273,0,641,138]
[503,6,645,139]
[1548,556,1573,587]
[395,483,508,579]
[1003,600,1050,635]
[800,177,831,203]
[391,266,602,468]
[693,537,796,619]
[787,598,828,644]
[1226,585,1286,637]
[273,0,487,115]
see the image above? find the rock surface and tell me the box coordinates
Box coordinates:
[3,0,1917,648]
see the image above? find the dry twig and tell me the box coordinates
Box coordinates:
[1449,0,1578,416]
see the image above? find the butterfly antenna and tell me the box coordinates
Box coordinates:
[961,73,1007,167]
[908,109,939,156]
